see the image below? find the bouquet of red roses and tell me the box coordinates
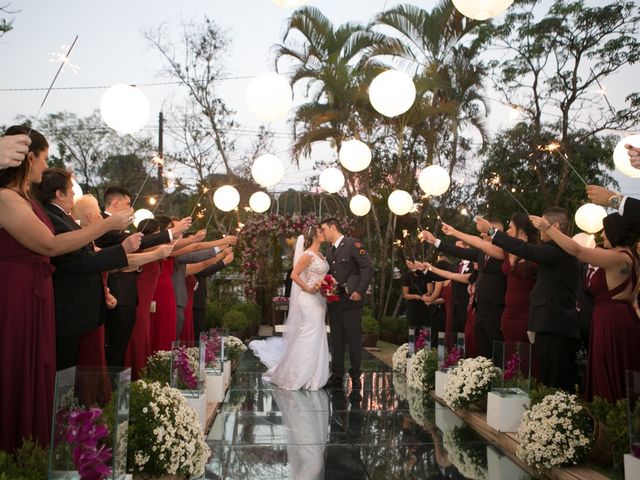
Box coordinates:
[317,274,340,303]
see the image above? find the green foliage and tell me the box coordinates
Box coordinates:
[529,379,562,407]
[206,296,239,331]
[231,302,261,327]
[222,310,249,333]
[0,439,48,480]
[139,351,171,385]
[362,314,380,335]
[590,397,629,471]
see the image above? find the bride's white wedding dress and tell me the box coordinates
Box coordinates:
[250,247,330,391]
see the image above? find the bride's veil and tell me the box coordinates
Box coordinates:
[283,234,305,347]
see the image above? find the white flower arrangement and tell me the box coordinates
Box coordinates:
[442,356,498,410]
[444,427,488,479]
[516,392,593,471]
[224,335,247,361]
[407,347,438,391]
[393,373,408,401]
[392,343,409,373]
[408,388,434,428]
[127,380,210,477]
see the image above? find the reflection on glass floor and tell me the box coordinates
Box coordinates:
[204,349,535,479]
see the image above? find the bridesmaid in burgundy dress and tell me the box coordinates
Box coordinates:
[0,126,132,452]
[126,218,162,378]
[531,212,640,403]
[180,275,197,342]
[150,256,178,353]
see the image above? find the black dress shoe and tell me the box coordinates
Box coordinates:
[350,375,361,389]
[324,375,343,388]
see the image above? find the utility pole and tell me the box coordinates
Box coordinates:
[157,111,164,195]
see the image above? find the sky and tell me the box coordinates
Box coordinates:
[1,0,639,196]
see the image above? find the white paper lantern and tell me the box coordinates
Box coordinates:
[71,178,83,202]
[100,84,150,135]
[319,168,345,193]
[452,0,514,20]
[418,165,451,196]
[388,190,414,216]
[368,70,416,118]
[246,73,293,122]
[271,0,311,7]
[575,203,607,234]
[251,154,284,188]
[249,191,271,213]
[350,195,371,216]
[613,134,640,178]
[572,232,596,249]
[213,185,240,212]
[339,140,372,172]
[133,208,154,228]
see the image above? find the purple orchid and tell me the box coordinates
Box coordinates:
[64,406,113,480]
[441,347,462,369]
[503,353,521,381]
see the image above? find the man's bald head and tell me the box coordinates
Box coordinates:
[72,194,101,227]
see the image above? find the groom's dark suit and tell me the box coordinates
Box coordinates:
[326,237,374,380]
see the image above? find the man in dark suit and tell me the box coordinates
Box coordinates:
[420,219,507,358]
[481,207,581,391]
[451,241,471,333]
[321,218,374,390]
[586,184,640,224]
[95,186,191,368]
[192,249,234,342]
[35,169,137,370]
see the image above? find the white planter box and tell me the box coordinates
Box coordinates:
[182,391,207,431]
[625,454,640,480]
[206,372,225,404]
[487,446,526,480]
[435,370,448,399]
[486,390,530,433]
[435,406,464,432]
[223,360,231,387]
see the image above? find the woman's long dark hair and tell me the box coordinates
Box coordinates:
[509,212,537,277]
[0,126,49,199]
[303,225,318,249]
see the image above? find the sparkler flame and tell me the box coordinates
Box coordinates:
[49,45,79,74]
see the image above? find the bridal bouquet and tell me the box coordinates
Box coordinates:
[516,392,593,471]
[318,274,340,303]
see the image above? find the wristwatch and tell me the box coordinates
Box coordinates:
[487,227,496,237]
[607,193,623,210]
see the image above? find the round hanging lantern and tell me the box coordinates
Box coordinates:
[319,167,345,193]
[349,195,371,216]
[368,70,416,118]
[100,84,150,135]
[452,0,514,20]
[613,134,640,178]
[246,73,293,122]
[133,208,154,228]
[71,178,83,202]
[387,190,414,216]
[572,232,596,249]
[339,140,372,172]
[213,185,240,212]
[271,0,311,7]
[249,191,271,213]
[574,203,607,234]
[418,165,451,196]
[251,154,284,187]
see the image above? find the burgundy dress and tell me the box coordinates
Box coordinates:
[150,258,177,353]
[500,257,536,345]
[0,201,56,452]
[586,255,640,402]
[126,260,161,378]
[180,275,197,342]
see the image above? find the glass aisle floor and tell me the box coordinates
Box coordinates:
[204,349,535,479]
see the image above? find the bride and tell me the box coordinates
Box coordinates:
[249,226,330,390]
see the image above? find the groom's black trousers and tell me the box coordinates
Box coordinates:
[329,306,362,378]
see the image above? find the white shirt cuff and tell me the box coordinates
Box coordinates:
[214,246,221,255]
[434,239,441,248]
[620,196,628,215]
[168,229,173,241]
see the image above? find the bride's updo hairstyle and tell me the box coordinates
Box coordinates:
[303,225,318,249]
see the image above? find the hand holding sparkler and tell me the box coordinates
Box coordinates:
[222,235,238,247]
[105,208,134,231]
[586,184,619,207]
[169,217,192,238]
[193,229,206,242]
[418,230,437,245]
[529,216,551,232]
[0,135,31,169]
[626,144,640,169]
[440,222,459,237]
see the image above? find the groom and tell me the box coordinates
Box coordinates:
[321,218,374,389]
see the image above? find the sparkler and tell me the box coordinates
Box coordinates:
[150,192,167,215]
[29,35,79,135]
[543,143,588,187]
[189,186,209,217]
[488,173,530,215]
[49,44,80,74]
[590,67,616,118]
